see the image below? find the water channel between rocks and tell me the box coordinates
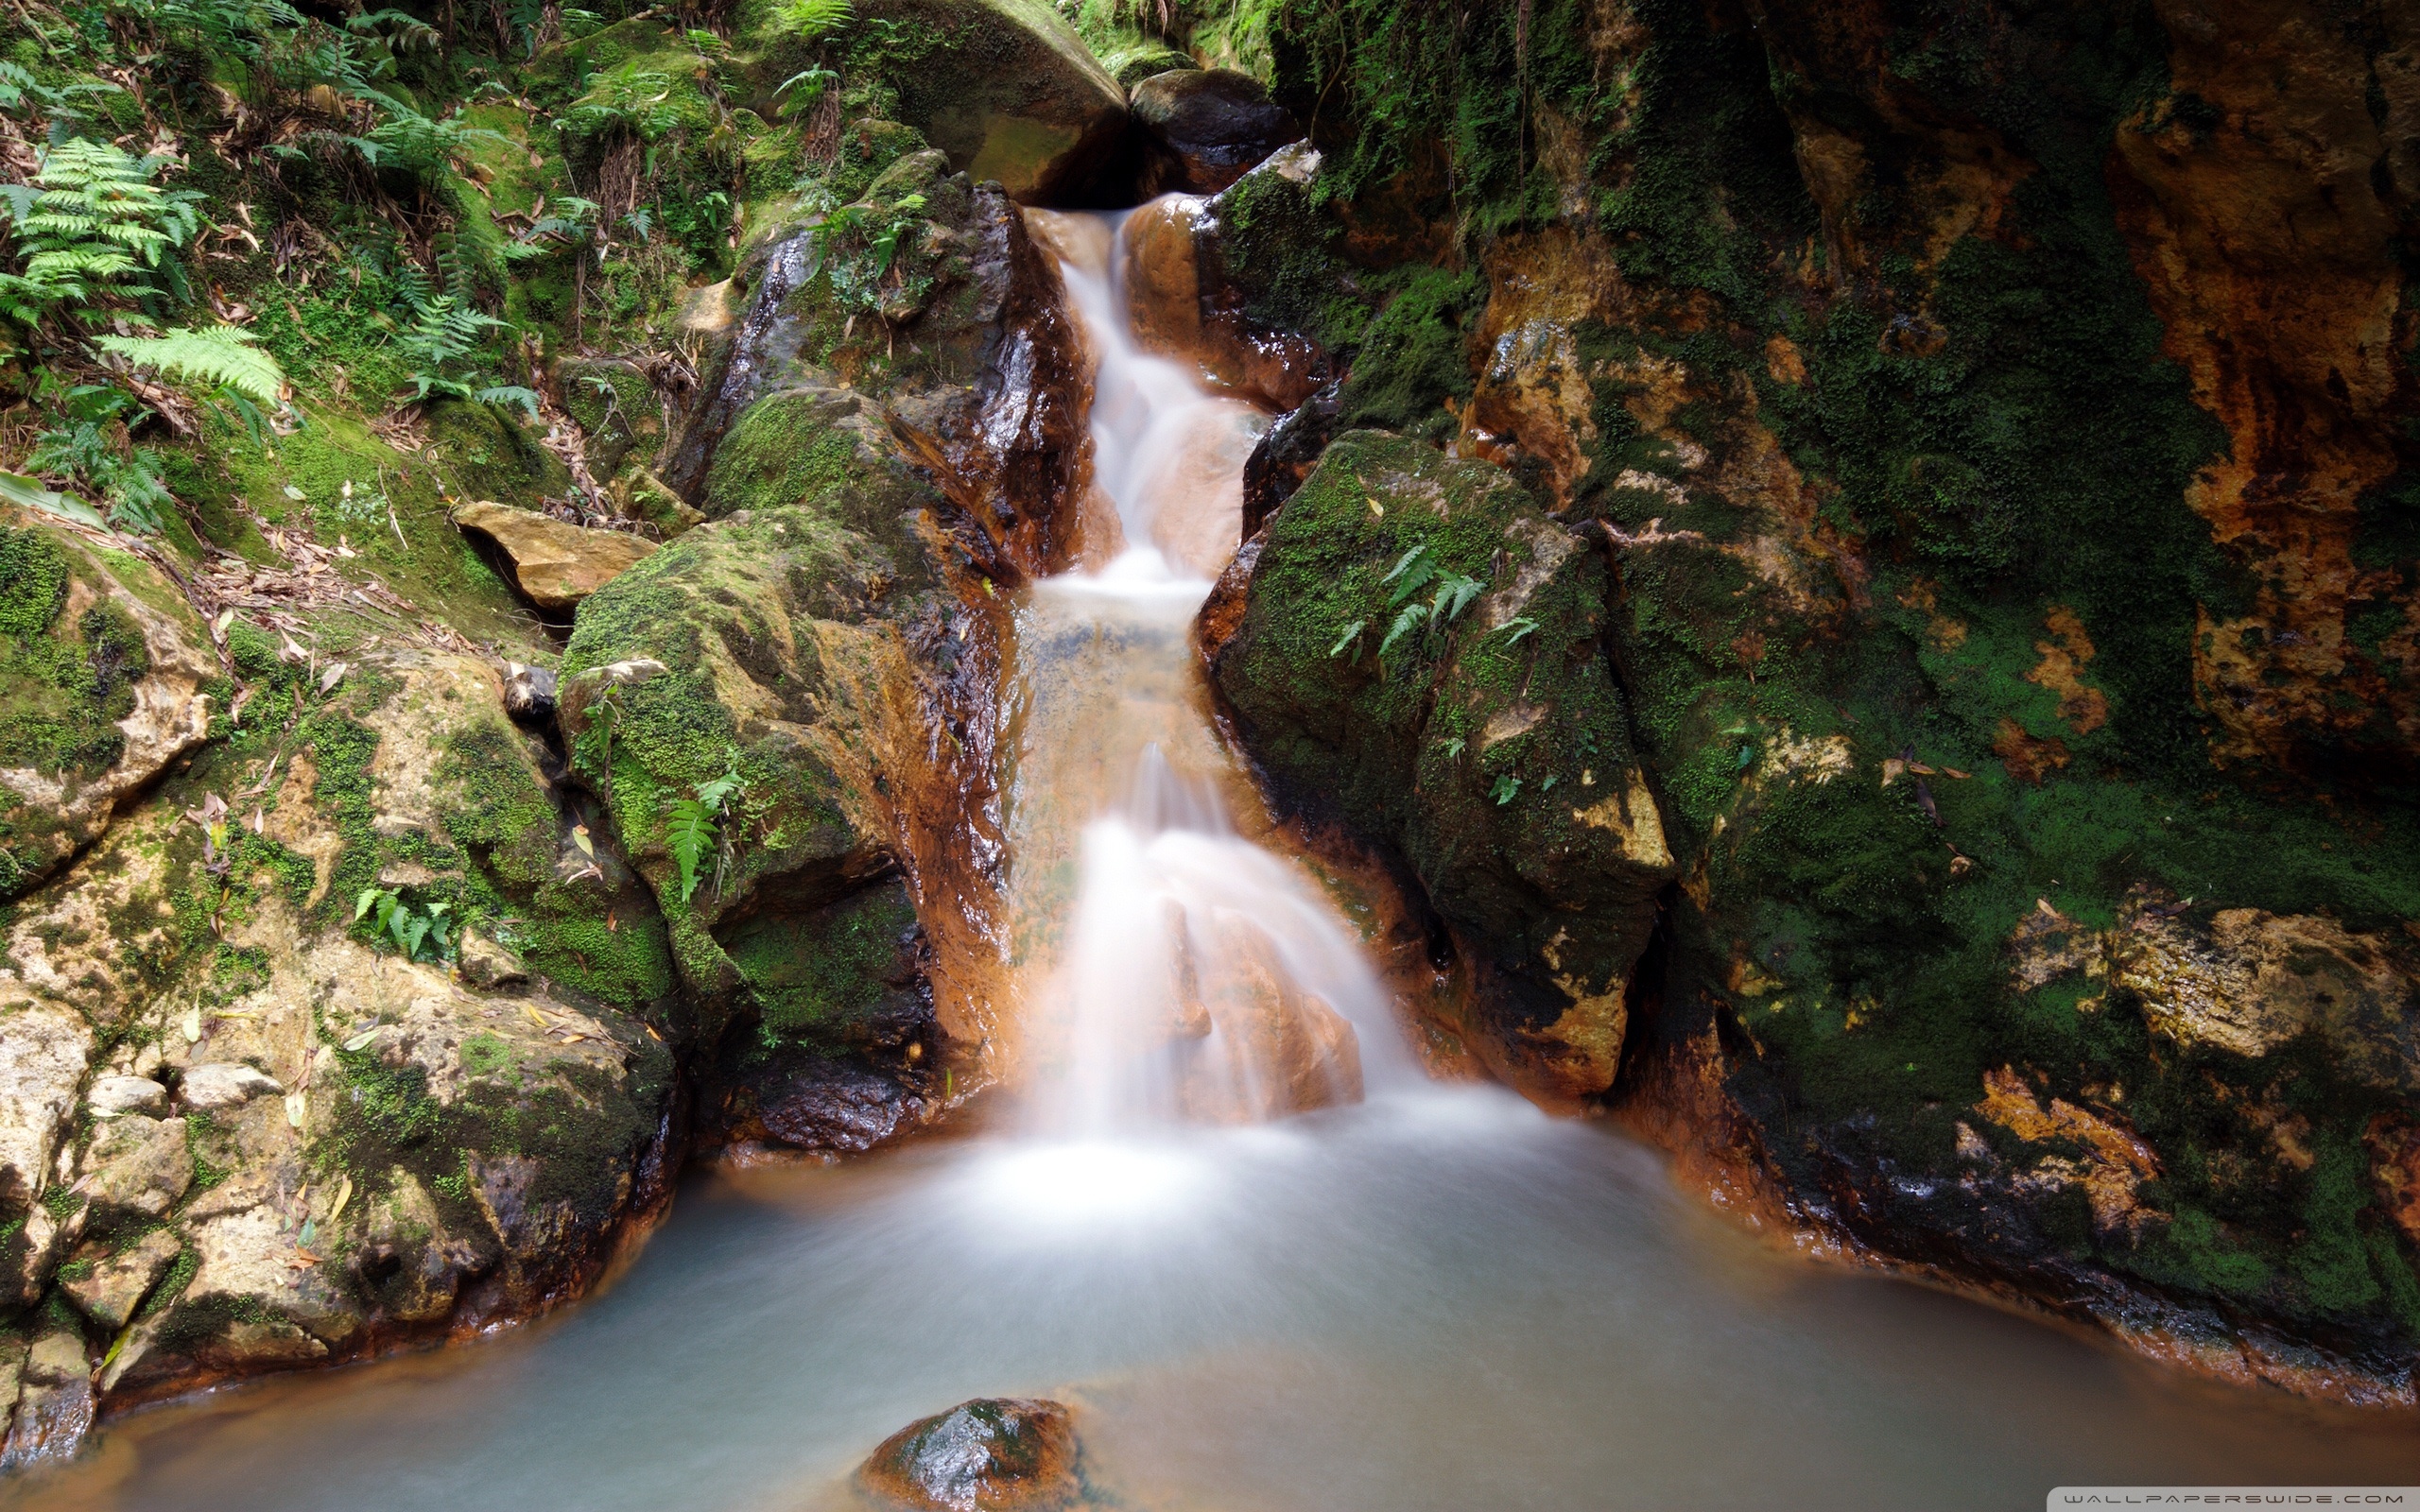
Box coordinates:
[4,210,2411,1512]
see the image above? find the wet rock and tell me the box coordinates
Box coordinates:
[76,1114,189,1228]
[858,1397,1081,1512]
[179,1061,284,1110]
[86,1074,168,1119]
[454,502,659,613]
[856,0,1126,205]
[0,519,216,900]
[60,1227,181,1332]
[1171,911,1362,1122]
[1239,381,1342,540]
[501,662,559,723]
[748,1062,926,1154]
[1208,432,1674,1102]
[0,1000,93,1206]
[1,1331,92,1469]
[1117,146,1328,410]
[1131,68,1301,195]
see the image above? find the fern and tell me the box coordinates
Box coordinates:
[95,325,286,406]
[779,0,854,39]
[354,887,454,962]
[0,140,205,325]
[666,761,745,904]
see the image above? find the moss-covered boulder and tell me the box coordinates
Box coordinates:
[1208,431,1674,1101]
[0,644,678,1429]
[0,516,216,900]
[849,0,1127,204]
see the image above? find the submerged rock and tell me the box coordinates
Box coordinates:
[454,502,658,612]
[858,1398,1081,1511]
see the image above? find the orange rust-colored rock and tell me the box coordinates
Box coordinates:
[1119,192,1323,411]
[2105,0,2420,767]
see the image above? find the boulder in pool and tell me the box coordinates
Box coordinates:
[857,1398,1081,1510]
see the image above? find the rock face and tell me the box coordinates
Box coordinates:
[854,0,1127,205]
[1130,69,1301,195]
[453,503,658,612]
[858,1398,1081,1512]
[0,519,215,899]
[1210,432,1674,1102]
[1192,0,2420,1402]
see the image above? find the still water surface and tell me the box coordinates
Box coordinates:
[8,1090,2411,1512]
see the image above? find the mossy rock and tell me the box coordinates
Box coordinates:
[1212,432,1674,1099]
[557,358,662,481]
[0,517,216,900]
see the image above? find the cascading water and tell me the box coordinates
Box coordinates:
[1009,206,1407,1136]
[23,202,2405,1512]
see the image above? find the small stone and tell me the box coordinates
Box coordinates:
[86,1074,169,1119]
[60,1228,180,1332]
[0,1201,69,1308]
[858,1398,1081,1512]
[458,932,530,991]
[179,1061,285,1110]
[2,1331,94,1469]
[502,662,559,722]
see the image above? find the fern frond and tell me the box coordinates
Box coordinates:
[778,0,853,39]
[95,325,287,405]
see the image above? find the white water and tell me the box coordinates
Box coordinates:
[1011,208,1392,1139]
[6,210,2404,1512]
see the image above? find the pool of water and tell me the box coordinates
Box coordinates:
[10,1085,2409,1512]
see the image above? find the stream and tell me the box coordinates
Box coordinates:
[5,208,2411,1512]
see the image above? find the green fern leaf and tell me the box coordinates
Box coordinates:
[95,325,286,405]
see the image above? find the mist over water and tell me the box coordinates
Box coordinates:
[9,208,2407,1512]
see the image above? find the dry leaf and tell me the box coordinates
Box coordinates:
[317,661,348,695]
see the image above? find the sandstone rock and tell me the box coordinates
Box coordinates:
[60,1227,181,1332]
[0,1201,68,1308]
[0,520,216,899]
[76,1114,189,1227]
[179,1061,285,1110]
[352,1170,478,1326]
[858,1398,1081,1512]
[455,502,658,612]
[1131,68,1300,195]
[0,1000,93,1207]
[2112,901,2420,1091]
[86,1074,167,1119]
[1,1330,92,1469]
[856,0,1126,204]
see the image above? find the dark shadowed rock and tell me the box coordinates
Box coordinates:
[858,1398,1080,1511]
[502,661,558,722]
[1240,380,1342,541]
[1132,69,1301,195]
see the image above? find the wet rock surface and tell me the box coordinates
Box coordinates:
[857,1398,1081,1512]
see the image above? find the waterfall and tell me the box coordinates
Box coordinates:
[1007,206,1410,1137]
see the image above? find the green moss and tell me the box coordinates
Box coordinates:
[725,880,918,1049]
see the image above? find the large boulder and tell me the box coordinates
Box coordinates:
[1131,68,1301,195]
[853,0,1126,205]
[1206,431,1675,1102]
[1118,144,1330,410]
